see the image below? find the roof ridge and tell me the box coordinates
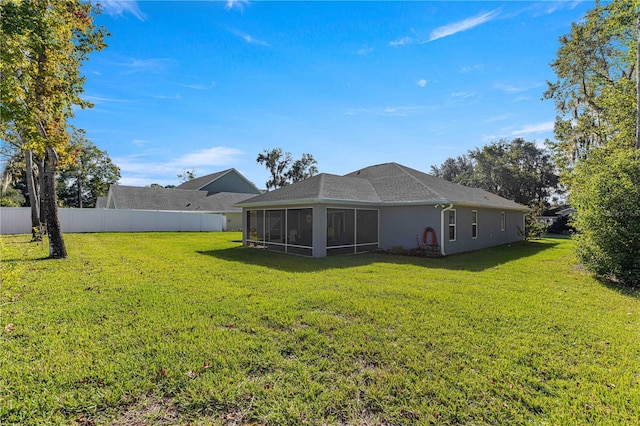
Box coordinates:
[317,173,326,198]
[392,163,447,200]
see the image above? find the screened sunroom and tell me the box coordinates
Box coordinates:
[245,206,379,257]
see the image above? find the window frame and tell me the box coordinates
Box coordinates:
[471,210,478,239]
[500,211,505,231]
[448,209,456,242]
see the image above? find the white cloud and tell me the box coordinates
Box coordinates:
[356,45,373,56]
[230,30,270,47]
[510,121,555,136]
[152,94,180,100]
[461,64,484,73]
[226,0,250,11]
[484,114,511,122]
[114,146,244,186]
[451,91,476,99]
[389,36,413,47]
[118,58,172,75]
[417,79,427,88]
[494,82,544,93]
[132,139,151,147]
[83,95,130,104]
[96,0,145,21]
[177,81,216,90]
[177,147,243,167]
[428,9,500,42]
[345,105,434,117]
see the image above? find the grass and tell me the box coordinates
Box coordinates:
[1,232,639,425]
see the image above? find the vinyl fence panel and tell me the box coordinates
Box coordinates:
[0,208,225,235]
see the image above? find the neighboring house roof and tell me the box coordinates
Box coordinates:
[236,162,526,210]
[95,196,107,208]
[175,168,261,194]
[540,205,575,218]
[176,170,229,190]
[108,185,254,213]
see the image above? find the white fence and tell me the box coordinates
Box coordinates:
[0,207,226,235]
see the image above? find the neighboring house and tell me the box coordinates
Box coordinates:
[102,168,261,230]
[236,162,528,258]
[538,205,576,227]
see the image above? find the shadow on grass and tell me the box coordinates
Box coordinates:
[1,255,53,262]
[598,277,640,300]
[197,239,558,273]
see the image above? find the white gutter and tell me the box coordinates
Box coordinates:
[439,203,454,256]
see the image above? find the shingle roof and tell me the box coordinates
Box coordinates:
[236,173,381,205]
[236,162,526,210]
[175,169,230,190]
[109,185,254,212]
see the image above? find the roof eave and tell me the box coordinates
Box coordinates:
[235,197,382,208]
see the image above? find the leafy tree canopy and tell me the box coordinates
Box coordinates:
[431,138,559,207]
[257,148,318,190]
[0,0,108,258]
[56,129,120,208]
[543,0,638,178]
[177,168,196,183]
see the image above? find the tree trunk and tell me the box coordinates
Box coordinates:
[37,156,45,226]
[43,147,67,259]
[24,150,42,240]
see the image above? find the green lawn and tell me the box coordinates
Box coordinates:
[1,232,639,425]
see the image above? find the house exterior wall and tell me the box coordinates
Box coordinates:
[225,212,243,231]
[378,205,442,252]
[377,205,524,255]
[442,207,523,255]
[201,172,261,194]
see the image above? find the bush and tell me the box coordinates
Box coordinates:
[547,215,575,234]
[518,202,547,241]
[572,148,640,286]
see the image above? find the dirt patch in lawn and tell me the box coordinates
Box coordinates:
[108,395,179,426]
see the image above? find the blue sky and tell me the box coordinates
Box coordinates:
[70,0,591,189]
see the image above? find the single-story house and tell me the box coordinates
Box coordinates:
[235,162,528,257]
[538,205,576,227]
[102,168,262,230]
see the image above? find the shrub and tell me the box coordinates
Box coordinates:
[547,215,574,234]
[571,148,640,286]
[518,202,547,241]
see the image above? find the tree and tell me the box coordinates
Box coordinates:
[286,153,318,183]
[431,138,559,207]
[56,130,120,208]
[256,148,318,190]
[177,168,196,184]
[0,154,26,206]
[545,0,640,285]
[430,155,474,185]
[1,0,108,258]
[571,148,640,285]
[543,0,638,178]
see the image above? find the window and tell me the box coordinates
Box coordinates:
[448,209,456,241]
[471,210,478,239]
[501,211,505,231]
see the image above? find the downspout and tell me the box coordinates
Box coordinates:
[439,203,454,256]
